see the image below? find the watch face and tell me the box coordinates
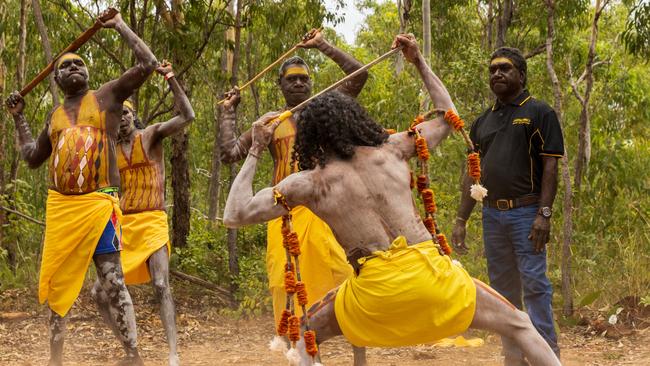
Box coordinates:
[541,207,552,218]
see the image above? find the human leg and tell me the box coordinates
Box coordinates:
[292,288,343,366]
[469,280,560,366]
[483,207,527,363]
[509,205,559,355]
[91,279,125,350]
[148,245,178,366]
[48,309,66,366]
[93,252,143,364]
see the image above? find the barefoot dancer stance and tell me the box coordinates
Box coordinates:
[219,29,368,364]
[91,61,194,366]
[224,35,561,366]
[5,10,156,366]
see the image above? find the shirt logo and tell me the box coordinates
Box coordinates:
[512,117,531,125]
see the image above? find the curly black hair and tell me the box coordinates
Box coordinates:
[293,91,389,171]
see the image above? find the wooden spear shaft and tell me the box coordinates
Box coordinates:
[267,46,404,124]
[19,8,119,97]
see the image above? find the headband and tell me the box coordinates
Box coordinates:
[55,53,84,69]
[284,66,309,77]
[123,100,135,111]
[490,57,514,66]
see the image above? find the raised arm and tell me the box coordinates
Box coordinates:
[217,88,253,163]
[299,30,368,97]
[5,92,52,168]
[223,114,312,227]
[387,35,454,159]
[147,62,195,143]
[98,11,158,102]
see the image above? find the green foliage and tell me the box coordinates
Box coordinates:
[622,1,650,58]
[1,0,649,318]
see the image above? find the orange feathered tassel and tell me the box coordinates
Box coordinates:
[304,330,318,357]
[277,309,291,335]
[284,232,301,256]
[417,174,428,192]
[467,153,481,180]
[423,216,436,234]
[437,233,452,255]
[284,270,296,294]
[288,315,301,342]
[421,189,436,214]
[409,171,415,190]
[412,115,425,128]
[415,136,430,161]
[444,110,465,131]
[296,282,308,306]
[385,128,397,134]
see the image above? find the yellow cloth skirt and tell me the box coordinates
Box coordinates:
[39,189,121,317]
[267,205,352,324]
[120,210,171,285]
[334,236,476,347]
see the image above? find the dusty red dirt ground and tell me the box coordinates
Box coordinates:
[1,284,649,365]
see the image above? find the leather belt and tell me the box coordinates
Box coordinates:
[484,195,539,210]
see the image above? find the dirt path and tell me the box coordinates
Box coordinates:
[1,287,649,365]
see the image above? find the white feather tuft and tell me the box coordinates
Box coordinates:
[452,259,464,268]
[470,183,488,202]
[268,336,288,354]
[286,348,301,366]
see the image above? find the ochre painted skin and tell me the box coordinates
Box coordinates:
[48,91,110,194]
[5,12,159,366]
[224,35,560,366]
[490,57,514,66]
[117,133,165,213]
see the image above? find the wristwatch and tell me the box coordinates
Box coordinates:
[538,206,552,218]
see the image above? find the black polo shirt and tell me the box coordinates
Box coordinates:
[469,90,564,200]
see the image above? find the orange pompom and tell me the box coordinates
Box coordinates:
[304,330,319,357]
[411,115,425,128]
[281,215,291,235]
[288,315,301,342]
[467,153,481,180]
[421,189,436,214]
[296,282,308,306]
[423,216,436,234]
[438,233,452,255]
[284,232,301,256]
[444,110,465,131]
[277,309,291,335]
[417,174,428,192]
[415,136,430,161]
[385,128,397,134]
[284,270,296,294]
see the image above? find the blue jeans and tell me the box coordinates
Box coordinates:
[482,205,559,356]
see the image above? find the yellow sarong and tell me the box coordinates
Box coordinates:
[120,210,171,285]
[334,236,476,347]
[267,205,352,324]
[39,189,121,317]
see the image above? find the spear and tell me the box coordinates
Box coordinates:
[266,46,404,124]
[216,28,322,105]
[19,8,119,97]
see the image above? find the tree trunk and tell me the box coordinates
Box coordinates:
[168,5,191,248]
[207,101,222,221]
[31,0,59,107]
[487,0,494,50]
[0,1,7,262]
[245,29,261,117]
[225,0,243,294]
[544,0,573,317]
[496,0,513,48]
[574,0,606,193]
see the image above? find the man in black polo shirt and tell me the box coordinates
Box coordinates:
[451,47,563,364]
